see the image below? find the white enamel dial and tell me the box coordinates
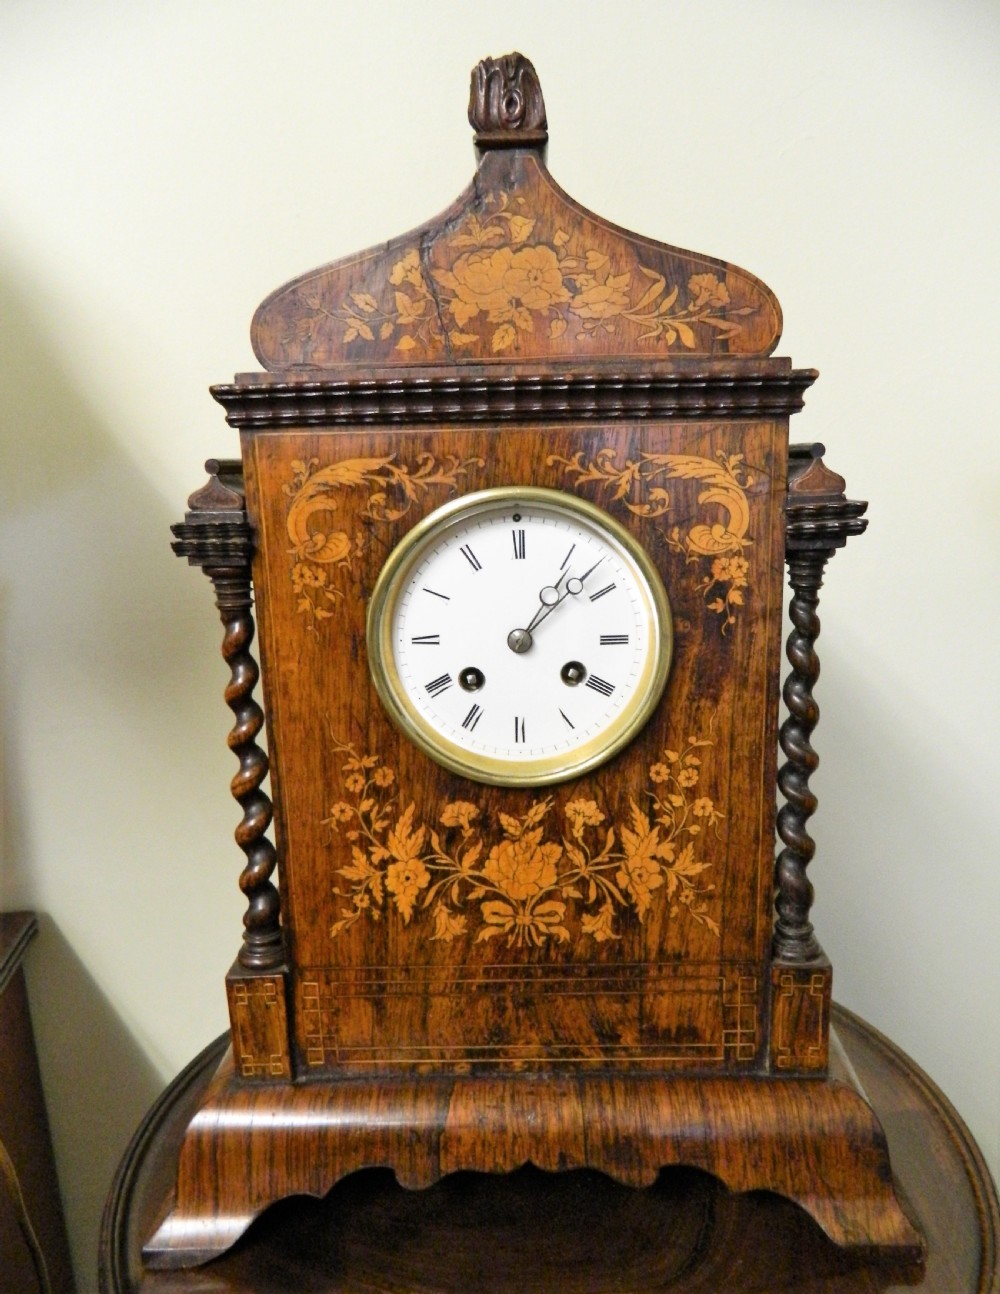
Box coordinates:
[367,487,672,786]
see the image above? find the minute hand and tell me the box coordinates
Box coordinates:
[527,555,606,632]
[561,554,606,599]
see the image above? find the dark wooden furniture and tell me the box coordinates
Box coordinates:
[0,912,76,1294]
[101,1006,999,1293]
[146,50,919,1266]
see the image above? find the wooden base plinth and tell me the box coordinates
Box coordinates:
[143,1028,922,1270]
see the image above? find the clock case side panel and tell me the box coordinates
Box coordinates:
[237,415,788,1080]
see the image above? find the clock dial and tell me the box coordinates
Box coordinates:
[367,487,672,786]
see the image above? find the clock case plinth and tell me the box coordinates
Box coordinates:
[148,53,921,1269]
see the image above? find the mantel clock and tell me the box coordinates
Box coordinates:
[150,53,922,1267]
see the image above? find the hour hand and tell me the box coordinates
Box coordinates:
[508,572,569,654]
[524,573,568,634]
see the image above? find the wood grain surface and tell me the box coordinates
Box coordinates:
[239,418,785,1076]
[158,47,907,1276]
[0,914,76,1294]
[141,1029,921,1265]
[101,1006,999,1294]
[248,153,782,370]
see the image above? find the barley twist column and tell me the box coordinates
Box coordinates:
[171,460,284,971]
[775,444,867,963]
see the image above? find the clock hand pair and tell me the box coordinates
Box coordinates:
[534,554,606,619]
[508,556,606,653]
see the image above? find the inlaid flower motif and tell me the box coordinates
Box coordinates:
[439,801,480,833]
[293,562,328,588]
[385,857,430,924]
[616,804,670,919]
[431,904,467,942]
[565,798,605,837]
[327,735,722,944]
[616,854,665,919]
[571,278,631,320]
[484,829,562,902]
[688,273,731,311]
[581,902,620,943]
[711,555,750,583]
[503,245,570,311]
[446,248,516,324]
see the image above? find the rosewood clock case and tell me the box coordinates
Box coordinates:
[150,52,922,1269]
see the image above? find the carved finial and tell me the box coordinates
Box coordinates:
[469,52,547,150]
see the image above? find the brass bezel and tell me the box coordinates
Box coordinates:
[366,486,673,787]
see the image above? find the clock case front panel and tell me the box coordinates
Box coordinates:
[147,52,921,1269]
[244,418,784,1076]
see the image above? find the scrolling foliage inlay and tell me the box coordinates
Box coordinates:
[283,447,754,634]
[549,449,753,631]
[325,734,722,947]
[284,453,483,625]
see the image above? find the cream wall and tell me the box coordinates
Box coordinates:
[1,2,998,1287]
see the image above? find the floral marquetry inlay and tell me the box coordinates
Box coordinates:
[284,453,483,625]
[250,149,782,368]
[327,192,755,360]
[549,449,753,630]
[325,734,722,948]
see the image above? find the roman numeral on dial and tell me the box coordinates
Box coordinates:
[600,634,629,645]
[460,544,482,571]
[585,675,615,697]
[514,717,526,742]
[411,634,440,645]
[589,582,616,602]
[512,529,526,559]
[462,703,483,731]
[425,673,453,698]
